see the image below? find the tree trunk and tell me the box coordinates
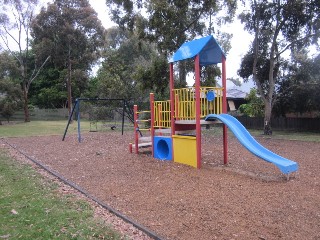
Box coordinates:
[67,45,73,120]
[23,82,30,122]
[67,63,72,116]
[178,61,187,87]
[263,100,272,135]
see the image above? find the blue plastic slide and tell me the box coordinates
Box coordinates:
[205,114,298,174]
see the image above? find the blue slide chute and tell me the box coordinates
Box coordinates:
[205,114,298,174]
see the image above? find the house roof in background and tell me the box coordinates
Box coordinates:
[226,88,247,99]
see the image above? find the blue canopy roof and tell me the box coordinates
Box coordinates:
[169,35,226,66]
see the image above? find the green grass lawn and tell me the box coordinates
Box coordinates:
[246,129,320,142]
[0,121,89,138]
[0,120,132,138]
[203,126,320,142]
[0,149,125,240]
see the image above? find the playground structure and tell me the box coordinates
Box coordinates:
[62,98,126,142]
[130,35,298,176]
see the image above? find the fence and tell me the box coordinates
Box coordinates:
[2,108,69,121]
[2,108,130,122]
[236,116,320,132]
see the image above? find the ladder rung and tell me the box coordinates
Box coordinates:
[137,128,150,131]
[132,142,152,148]
[137,111,150,114]
[136,119,151,122]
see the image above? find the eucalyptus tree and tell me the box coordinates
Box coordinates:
[106,0,236,86]
[91,27,169,122]
[0,0,50,122]
[0,51,22,124]
[0,78,22,123]
[274,52,320,117]
[31,0,106,116]
[238,0,320,134]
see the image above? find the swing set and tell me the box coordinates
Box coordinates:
[62,98,127,142]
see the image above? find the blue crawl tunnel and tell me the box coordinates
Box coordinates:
[154,136,172,161]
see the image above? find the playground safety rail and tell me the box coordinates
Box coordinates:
[174,87,223,120]
[153,100,171,128]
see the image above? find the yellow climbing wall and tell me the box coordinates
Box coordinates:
[172,135,197,168]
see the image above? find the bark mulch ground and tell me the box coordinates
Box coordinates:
[2,130,320,240]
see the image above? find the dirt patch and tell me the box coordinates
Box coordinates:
[2,130,320,240]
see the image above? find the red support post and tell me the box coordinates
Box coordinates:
[133,104,139,154]
[222,56,228,164]
[195,55,201,169]
[169,62,175,162]
[169,63,175,136]
[150,93,155,157]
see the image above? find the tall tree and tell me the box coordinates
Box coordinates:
[90,27,168,122]
[0,51,22,124]
[0,0,50,122]
[238,0,320,134]
[106,0,236,86]
[274,52,320,117]
[31,0,105,116]
[28,65,68,109]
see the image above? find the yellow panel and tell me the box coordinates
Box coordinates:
[172,135,197,168]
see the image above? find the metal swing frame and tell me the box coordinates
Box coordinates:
[62,98,127,142]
